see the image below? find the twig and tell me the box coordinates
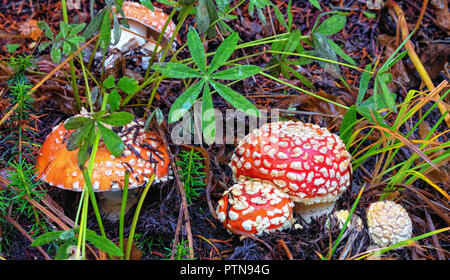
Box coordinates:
[155,124,195,259]
[4,215,51,260]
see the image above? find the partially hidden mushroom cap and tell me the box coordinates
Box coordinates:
[118,1,177,44]
[216,179,294,235]
[230,121,352,205]
[366,200,412,248]
[36,119,170,192]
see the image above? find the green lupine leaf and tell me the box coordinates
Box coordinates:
[207,32,239,74]
[99,112,134,126]
[201,85,215,144]
[309,0,322,10]
[315,15,346,36]
[356,64,373,106]
[340,105,356,146]
[83,8,106,39]
[187,26,206,73]
[31,230,68,246]
[211,65,260,80]
[97,122,124,157]
[328,38,356,66]
[99,7,112,54]
[209,80,260,117]
[153,62,203,78]
[85,229,123,257]
[50,45,61,63]
[37,21,54,40]
[168,80,205,123]
[68,23,86,38]
[64,116,93,130]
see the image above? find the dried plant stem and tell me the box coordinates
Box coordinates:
[386,0,450,128]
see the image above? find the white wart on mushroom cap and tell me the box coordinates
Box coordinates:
[366,200,412,248]
[216,179,294,235]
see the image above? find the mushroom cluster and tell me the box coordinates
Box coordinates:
[216,121,353,235]
[36,117,171,221]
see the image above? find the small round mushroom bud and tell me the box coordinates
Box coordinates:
[366,200,412,248]
[332,210,363,231]
[216,179,294,235]
[230,121,352,222]
[36,118,171,221]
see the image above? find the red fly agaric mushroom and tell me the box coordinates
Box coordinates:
[36,117,171,221]
[366,200,412,249]
[216,179,294,235]
[230,121,352,222]
[111,1,177,54]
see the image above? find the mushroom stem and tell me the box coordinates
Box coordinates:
[294,200,337,223]
[98,190,139,222]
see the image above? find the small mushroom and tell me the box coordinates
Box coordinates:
[216,179,294,235]
[36,117,171,221]
[230,121,352,222]
[366,200,412,249]
[328,209,363,232]
[111,1,177,63]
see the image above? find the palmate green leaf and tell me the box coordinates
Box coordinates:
[31,230,68,246]
[201,85,215,145]
[168,80,205,123]
[97,122,125,157]
[285,65,315,90]
[312,32,341,78]
[211,65,261,80]
[309,0,322,10]
[195,0,210,34]
[99,7,112,54]
[37,21,54,40]
[207,32,239,74]
[117,76,138,94]
[99,112,134,126]
[66,121,95,151]
[377,73,397,113]
[209,80,260,117]
[64,116,93,130]
[340,105,356,147]
[50,45,62,64]
[85,229,123,257]
[68,23,86,38]
[152,62,203,79]
[327,38,356,66]
[315,14,347,36]
[187,26,206,73]
[83,8,106,39]
[356,64,373,106]
[140,0,155,11]
[103,75,116,89]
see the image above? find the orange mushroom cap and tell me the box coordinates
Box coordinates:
[118,1,178,44]
[216,179,294,235]
[36,119,170,192]
[230,121,352,205]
